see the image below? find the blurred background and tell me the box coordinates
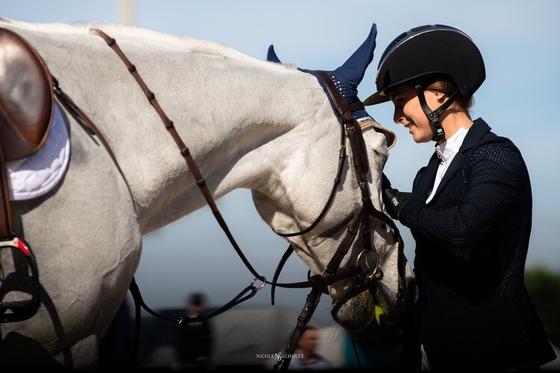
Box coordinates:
[3,0,559,370]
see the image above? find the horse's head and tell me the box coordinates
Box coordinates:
[256,23,417,347]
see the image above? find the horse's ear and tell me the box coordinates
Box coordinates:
[333,23,377,89]
[267,45,281,63]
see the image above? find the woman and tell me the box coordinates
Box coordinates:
[365,25,556,370]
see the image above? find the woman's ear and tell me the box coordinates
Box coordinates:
[436,92,448,104]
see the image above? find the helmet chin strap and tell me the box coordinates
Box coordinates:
[414,84,458,142]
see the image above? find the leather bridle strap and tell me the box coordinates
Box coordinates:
[313,71,372,207]
[275,286,322,370]
[313,71,381,270]
[323,207,367,277]
[277,70,378,370]
[313,71,413,328]
[314,70,403,235]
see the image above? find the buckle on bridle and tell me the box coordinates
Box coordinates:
[308,274,329,294]
[356,249,383,284]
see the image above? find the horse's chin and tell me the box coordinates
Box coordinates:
[330,290,375,333]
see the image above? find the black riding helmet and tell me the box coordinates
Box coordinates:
[364,24,485,141]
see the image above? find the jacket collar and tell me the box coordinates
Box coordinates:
[425,118,490,203]
[457,118,491,153]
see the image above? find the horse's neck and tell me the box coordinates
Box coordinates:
[104,36,331,234]
[3,20,333,233]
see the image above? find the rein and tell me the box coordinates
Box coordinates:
[89,29,317,367]
[50,31,295,368]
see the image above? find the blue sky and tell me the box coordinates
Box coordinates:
[3,1,559,318]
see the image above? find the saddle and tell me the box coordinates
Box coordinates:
[0,27,54,237]
[0,27,50,322]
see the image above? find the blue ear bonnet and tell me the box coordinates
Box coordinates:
[267,23,377,121]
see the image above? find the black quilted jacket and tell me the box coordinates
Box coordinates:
[399,118,556,369]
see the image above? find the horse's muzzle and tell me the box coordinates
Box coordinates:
[330,285,376,333]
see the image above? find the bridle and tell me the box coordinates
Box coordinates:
[269,70,413,369]
[54,30,413,370]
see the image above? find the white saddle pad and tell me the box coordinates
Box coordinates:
[7,103,70,201]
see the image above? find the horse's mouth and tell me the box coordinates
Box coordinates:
[329,279,417,350]
[330,288,377,333]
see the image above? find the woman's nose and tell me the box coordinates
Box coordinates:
[393,108,404,125]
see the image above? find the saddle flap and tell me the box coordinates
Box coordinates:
[0,27,54,161]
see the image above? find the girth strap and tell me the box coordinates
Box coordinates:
[0,143,11,238]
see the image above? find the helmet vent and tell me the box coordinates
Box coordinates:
[411,25,432,33]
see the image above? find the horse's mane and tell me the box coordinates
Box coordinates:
[89,22,258,60]
[0,17,297,70]
[0,17,90,34]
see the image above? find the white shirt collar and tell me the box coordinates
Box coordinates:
[426,126,470,203]
[435,126,469,163]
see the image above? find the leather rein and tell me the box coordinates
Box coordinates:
[55,30,410,369]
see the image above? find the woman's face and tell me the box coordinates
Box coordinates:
[389,85,440,143]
